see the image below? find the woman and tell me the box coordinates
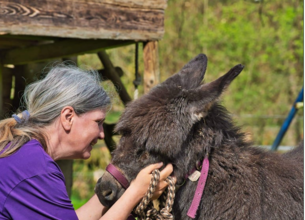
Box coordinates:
[0,65,173,220]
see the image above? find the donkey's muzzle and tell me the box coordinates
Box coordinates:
[95,172,124,207]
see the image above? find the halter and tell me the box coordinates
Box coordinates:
[105,158,209,219]
[106,164,130,189]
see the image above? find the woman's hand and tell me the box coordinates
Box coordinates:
[97,163,174,220]
[130,163,174,201]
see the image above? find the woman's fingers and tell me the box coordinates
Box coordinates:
[150,164,174,200]
[141,162,164,174]
[159,163,173,180]
[156,180,169,190]
[131,163,174,201]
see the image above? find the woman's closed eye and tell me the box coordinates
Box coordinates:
[96,119,105,125]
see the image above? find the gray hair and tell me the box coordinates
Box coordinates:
[25,65,110,124]
[0,65,110,157]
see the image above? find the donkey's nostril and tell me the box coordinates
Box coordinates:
[102,189,114,199]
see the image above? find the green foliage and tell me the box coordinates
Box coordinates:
[158,0,303,145]
[161,0,303,113]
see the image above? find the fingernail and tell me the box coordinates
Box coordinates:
[158,162,163,166]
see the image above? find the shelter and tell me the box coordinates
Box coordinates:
[0,0,167,116]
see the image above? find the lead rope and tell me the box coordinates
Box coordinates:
[134,170,176,220]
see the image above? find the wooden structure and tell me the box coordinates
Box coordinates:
[0,0,166,116]
[0,0,166,196]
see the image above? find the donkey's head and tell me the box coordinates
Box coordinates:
[95,54,244,207]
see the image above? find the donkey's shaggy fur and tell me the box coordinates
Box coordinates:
[96,54,303,219]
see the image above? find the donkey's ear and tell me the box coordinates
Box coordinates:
[162,54,207,89]
[187,64,244,122]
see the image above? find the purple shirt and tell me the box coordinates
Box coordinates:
[0,140,78,220]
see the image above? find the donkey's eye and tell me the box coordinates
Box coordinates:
[136,149,144,156]
[138,151,149,161]
[136,149,149,160]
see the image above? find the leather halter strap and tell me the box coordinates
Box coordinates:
[106,164,136,220]
[106,164,130,189]
[187,156,210,218]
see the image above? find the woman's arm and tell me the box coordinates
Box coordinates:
[76,163,173,220]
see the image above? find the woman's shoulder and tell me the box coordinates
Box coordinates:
[0,139,67,213]
[0,139,63,183]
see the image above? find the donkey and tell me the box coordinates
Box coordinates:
[96,54,303,219]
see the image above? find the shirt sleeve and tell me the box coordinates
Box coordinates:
[2,172,78,220]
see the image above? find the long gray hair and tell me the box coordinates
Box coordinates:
[0,65,110,158]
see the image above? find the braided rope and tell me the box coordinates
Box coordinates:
[134,169,176,220]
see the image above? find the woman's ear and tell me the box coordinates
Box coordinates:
[60,106,75,131]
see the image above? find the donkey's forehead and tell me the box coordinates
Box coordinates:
[116,86,184,130]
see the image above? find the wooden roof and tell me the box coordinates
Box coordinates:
[0,0,167,65]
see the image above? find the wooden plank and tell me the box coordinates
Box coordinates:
[143,41,160,94]
[1,39,134,65]
[0,0,165,40]
[77,0,167,10]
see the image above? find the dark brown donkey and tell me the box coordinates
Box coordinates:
[95,54,303,219]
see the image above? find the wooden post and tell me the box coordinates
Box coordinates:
[2,67,13,119]
[56,160,73,198]
[97,51,132,105]
[143,41,160,94]
[0,64,3,118]
[0,66,12,119]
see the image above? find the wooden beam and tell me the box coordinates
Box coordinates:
[98,67,124,79]
[0,39,133,65]
[0,38,41,49]
[143,41,160,94]
[0,0,166,41]
[0,34,59,41]
[97,51,132,105]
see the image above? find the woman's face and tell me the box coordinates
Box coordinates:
[69,109,106,159]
